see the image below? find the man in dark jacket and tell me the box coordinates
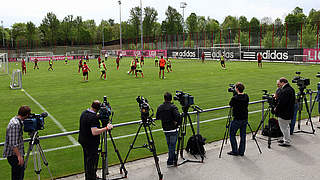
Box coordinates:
[274,77,295,146]
[156,92,181,167]
[78,100,113,180]
[228,82,249,156]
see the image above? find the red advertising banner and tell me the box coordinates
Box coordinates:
[119,50,167,58]
[303,49,320,62]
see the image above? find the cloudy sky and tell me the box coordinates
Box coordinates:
[0,0,319,28]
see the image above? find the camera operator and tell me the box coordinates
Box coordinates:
[78,100,113,180]
[228,82,249,156]
[3,105,31,180]
[274,77,295,146]
[156,92,181,167]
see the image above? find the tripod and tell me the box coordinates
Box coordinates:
[176,105,205,165]
[253,103,276,148]
[24,131,53,180]
[295,87,315,134]
[100,119,128,180]
[219,108,262,158]
[123,117,163,180]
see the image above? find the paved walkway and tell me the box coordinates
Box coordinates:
[59,117,320,180]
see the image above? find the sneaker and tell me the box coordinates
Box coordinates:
[277,139,284,143]
[227,151,238,156]
[278,143,291,147]
[167,164,174,168]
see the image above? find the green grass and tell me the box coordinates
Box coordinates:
[0,58,319,179]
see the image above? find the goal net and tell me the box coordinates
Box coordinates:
[26,52,53,62]
[0,53,9,76]
[198,43,241,61]
[10,69,22,90]
[294,55,308,65]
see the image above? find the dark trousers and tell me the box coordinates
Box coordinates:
[164,131,178,165]
[81,144,99,180]
[229,120,248,155]
[7,155,25,180]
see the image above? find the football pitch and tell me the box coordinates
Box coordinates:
[0,57,319,179]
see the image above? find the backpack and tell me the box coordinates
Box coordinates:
[262,118,283,138]
[186,134,206,156]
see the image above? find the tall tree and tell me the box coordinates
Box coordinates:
[40,12,60,45]
[162,6,183,34]
[239,16,249,31]
[143,7,158,37]
[129,7,142,37]
[186,13,198,33]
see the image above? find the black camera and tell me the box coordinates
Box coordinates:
[174,91,194,107]
[136,96,153,123]
[228,84,237,95]
[98,96,112,126]
[23,112,48,132]
[292,71,310,89]
[262,90,276,107]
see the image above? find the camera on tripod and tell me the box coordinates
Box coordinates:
[262,90,276,108]
[174,91,194,107]
[228,84,237,95]
[98,96,113,126]
[23,112,48,132]
[136,96,154,123]
[292,72,310,89]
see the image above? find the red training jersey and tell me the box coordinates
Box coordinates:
[22,59,26,68]
[159,58,166,67]
[82,64,89,73]
[258,54,262,61]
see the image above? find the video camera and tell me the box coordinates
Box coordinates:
[98,96,113,126]
[174,91,194,107]
[136,96,154,123]
[228,84,237,96]
[23,112,48,132]
[262,90,276,108]
[292,71,310,89]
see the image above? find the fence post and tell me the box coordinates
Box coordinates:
[197,111,200,134]
[261,100,265,132]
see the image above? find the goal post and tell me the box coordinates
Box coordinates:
[26,52,53,62]
[294,55,308,65]
[10,69,22,90]
[198,43,241,61]
[0,53,9,76]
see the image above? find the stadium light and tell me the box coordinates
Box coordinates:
[118,0,122,51]
[140,0,143,54]
[1,21,4,47]
[180,2,187,32]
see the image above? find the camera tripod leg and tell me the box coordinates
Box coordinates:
[304,96,315,133]
[253,110,269,138]
[108,130,128,178]
[219,113,231,158]
[36,142,53,179]
[247,122,262,154]
[124,123,143,164]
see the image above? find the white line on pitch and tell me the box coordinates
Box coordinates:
[22,89,78,145]
[0,108,265,161]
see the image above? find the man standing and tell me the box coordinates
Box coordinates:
[156,92,181,167]
[154,56,159,67]
[100,60,107,80]
[116,55,120,70]
[33,58,39,69]
[3,105,31,180]
[21,58,27,74]
[228,82,249,156]
[166,58,172,72]
[201,52,205,63]
[48,57,54,71]
[78,58,83,73]
[140,55,144,65]
[104,52,108,61]
[82,62,91,81]
[128,58,136,75]
[274,77,296,146]
[257,53,262,68]
[159,56,166,79]
[98,56,101,67]
[78,101,113,180]
[220,55,226,69]
[135,60,144,78]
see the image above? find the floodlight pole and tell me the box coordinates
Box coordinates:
[180,2,187,33]
[118,0,122,51]
[140,0,143,55]
[1,21,4,48]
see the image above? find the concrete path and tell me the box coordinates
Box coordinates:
[58,117,320,180]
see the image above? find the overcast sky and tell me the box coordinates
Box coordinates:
[0,0,319,28]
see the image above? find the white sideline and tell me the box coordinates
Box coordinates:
[0,109,263,161]
[22,89,78,145]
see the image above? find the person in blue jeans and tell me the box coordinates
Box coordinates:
[228,82,249,156]
[156,92,181,167]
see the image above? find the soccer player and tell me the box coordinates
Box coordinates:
[201,52,205,63]
[140,55,144,65]
[65,55,68,64]
[100,60,107,80]
[33,58,39,70]
[135,60,144,78]
[116,55,120,70]
[82,62,90,81]
[155,56,159,67]
[104,52,108,61]
[128,58,136,75]
[86,54,89,62]
[166,57,172,72]
[98,56,101,67]
[220,54,226,69]
[78,58,83,73]
[48,57,54,71]
[21,58,27,74]
[159,56,166,79]
[257,53,262,68]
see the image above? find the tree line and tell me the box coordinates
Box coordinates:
[0,6,319,49]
